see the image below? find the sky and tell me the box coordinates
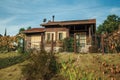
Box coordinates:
[0,0,120,36]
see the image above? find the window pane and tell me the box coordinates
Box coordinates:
[80,40,86,43]
[47,33,50,41]
[59,33,63,40]
[80,43,85,47]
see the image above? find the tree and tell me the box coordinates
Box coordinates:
[4,28,7,36]
[19,28,25,33]
[27,26,31,30]
[97,14,120,34]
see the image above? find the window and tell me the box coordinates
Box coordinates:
[59,33,63,40]
[46,32,55,41]
[80,33,86,47]
[76,33,86,47]
[58,31,66,41]
[47,33,50,41]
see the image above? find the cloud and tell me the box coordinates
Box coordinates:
[0,0,120,35]
[0,16,16,24]
[110,7,120,14]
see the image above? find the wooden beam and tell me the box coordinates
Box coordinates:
[40,33,44,51]
[89,27,92,45]
[74,33,77,53]
[51,33,54,53]
[71,30,88,31]
[101,34,104,54]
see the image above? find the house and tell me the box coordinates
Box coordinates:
[23,18,96,52]
[23,28,45,50]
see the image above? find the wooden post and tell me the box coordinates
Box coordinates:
[89,27,92,45]
[51,33,54,53]
[22,38,25,53]
[40,33,44,51]
[101,34,104,54]
[74,33,76,53]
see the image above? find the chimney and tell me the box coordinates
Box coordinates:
[52,15,55,22]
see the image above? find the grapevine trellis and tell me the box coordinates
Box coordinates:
[0,33,25,53]
[101,29,120,53]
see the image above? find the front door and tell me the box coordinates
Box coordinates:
[76,32,86,52]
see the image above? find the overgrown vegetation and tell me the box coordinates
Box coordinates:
[0,52,29,69]
[0,36,18,53]
[22,50,62,80]
[63,37,74,52]
[0,52,120,80]
[60,56,96,80]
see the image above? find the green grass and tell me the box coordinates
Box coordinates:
[0,52,120,80]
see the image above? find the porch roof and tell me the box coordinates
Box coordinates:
[22,28,45,34]
[41,19,96,26]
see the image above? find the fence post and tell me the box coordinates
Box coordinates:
[101,34,104,54]
[40,33,44,51]
[74,33,76,53]
[51,33,54,53]
[22,38,25,53]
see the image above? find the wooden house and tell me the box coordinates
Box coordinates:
[23,19,96,52]
[23,28,45,50]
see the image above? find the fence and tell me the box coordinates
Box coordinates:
[95,29,120,53]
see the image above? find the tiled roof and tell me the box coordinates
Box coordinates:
[23,28,45,33]
[41,19,96,26]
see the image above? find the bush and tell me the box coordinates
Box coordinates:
[63,37,74,52]
[0,53,28,69]
[22,50,62,80]
[89,45,98,53]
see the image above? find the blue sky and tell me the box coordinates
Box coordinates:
[0,0,120,36]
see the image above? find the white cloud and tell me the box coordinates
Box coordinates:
[0,16,16,24]
[110,7,120,15]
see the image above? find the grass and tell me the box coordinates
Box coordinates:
[57,53,120,80]
[0,52,120,80]
[0,52,28,80]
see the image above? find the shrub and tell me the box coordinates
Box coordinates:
[63,37,74,52]
[22,50,62,80]
[60,57,96,80]
[0,53,28,69]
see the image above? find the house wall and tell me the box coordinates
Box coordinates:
[31,34,41,49]
[25,35,31,50]
[45,27,69,41]
[25,33,42,50]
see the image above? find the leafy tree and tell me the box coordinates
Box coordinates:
[27,26,31,30]
[19,28,25,33]
[97,14,120,34]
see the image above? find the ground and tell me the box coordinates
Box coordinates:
[0,52,120,80]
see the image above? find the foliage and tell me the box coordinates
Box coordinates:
[1,53,120,80]
[0,52,28,69]
[19,28,25,34]
[16,33,26,53]
[63,37,74,52]
[60,56,96,80]
[103,29,120,53]
[27,26,31,30]
[97,14,120,34]
[22,50,61,80]
[0,36,18,53]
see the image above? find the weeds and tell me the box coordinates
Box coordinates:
[22,50,61,80]
[60,56,96,80]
